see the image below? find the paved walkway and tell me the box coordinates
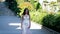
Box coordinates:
[0,2,60,34]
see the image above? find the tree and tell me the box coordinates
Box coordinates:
[5,0,21,16]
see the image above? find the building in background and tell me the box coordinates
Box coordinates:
[0,0,5,2]
[39,0,59,13]
[57,0,60,12]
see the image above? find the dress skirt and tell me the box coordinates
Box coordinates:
[21,24,31,34]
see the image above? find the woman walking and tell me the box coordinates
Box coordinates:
[21,8,31,34]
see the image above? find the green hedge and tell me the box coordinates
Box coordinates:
[30,11,60,32]
[42,14,60,32]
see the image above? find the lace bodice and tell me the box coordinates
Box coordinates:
[23,15,29,26]
[23,15,29,20]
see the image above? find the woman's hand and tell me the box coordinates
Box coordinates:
[27,21,31,29]
[28,26,30,29]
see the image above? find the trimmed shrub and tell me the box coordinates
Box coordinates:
[55,14,60,32]
[42,14,60,32]
[42,14,55,27]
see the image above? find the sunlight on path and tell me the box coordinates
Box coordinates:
[8,21,42,29]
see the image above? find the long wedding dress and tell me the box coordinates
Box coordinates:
[22,15,31,34]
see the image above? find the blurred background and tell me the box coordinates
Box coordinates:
[0,0,60,34]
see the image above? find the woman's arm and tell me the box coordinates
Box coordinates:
[21,15,23,28]
[28,15,31,28]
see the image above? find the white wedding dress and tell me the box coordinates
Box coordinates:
[22,15,31,34]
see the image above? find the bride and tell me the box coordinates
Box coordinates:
[21,8,31,34]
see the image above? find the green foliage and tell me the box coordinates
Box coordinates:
[34,2,41,11]
[30,0,34,6]
[16,0,42,17]
[16,0,24,4]
[30,11,47,24]
[42,14,60,32]
[30,0,42,11]
[42,14,55,26]
[30,11,60,32]
[5,0,21,16]
[55,15,60,29]
[36,2,41,10]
